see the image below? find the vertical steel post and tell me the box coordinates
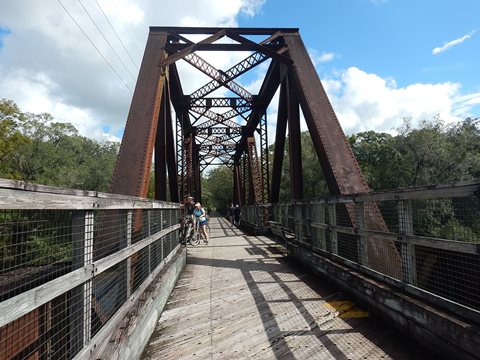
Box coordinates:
[328,203,338,255]
[155,82,168,201]
[399,200,417,285]
[126,211,132,298]
[270,82,288,204]
[287,74,303,200]
[355,202,368,266]
[259,111,269,204]
[110,32,167,197]
[164,82,179,202]
[233,162,242,205]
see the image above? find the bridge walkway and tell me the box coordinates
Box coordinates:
[141,217,434,360]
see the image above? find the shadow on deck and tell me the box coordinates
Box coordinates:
[142,218,435,360]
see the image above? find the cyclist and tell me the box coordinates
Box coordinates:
[193,202,209,244]
[184,196,195,217]
[180,196,195,243]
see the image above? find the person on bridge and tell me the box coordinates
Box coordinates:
[194,202,209,244]
[228,203,235,225]
[234,204,241,226]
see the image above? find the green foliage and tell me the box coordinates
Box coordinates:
[349,131,406,189]
[348,116,480,190]
[395,117,480,187]
[202,166,233,211]
[0,99,119,192]
[27,235,72,265]
[0,99,30,175]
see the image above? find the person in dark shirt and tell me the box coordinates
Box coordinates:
[228,203,235,225]
[234,204,241,226]
[185,196,195,216]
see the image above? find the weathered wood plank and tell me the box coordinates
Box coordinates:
[141,218,435,360]
[0,178,179,210]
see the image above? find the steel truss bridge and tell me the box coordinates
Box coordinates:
[0,27,479,360]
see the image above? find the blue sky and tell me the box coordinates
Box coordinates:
[242,0,479,92]
[0,0,479,140]
[0,27,11,48]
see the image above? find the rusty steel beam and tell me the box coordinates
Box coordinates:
[193,143,201,201]
[233,162,242,205]
[270,82,288,203]
[287,74,303,200]
[155,82,168,201]
[189,51,268,100]
[247,137,263,204]
[150,26,299,35]
[234,60,283,162]
[164,83,179,202]
[183,52,253,102]
[159,29,226,69]
[167,43,285,52]
[189,97,250,108]
[110,32,167,197]
[283,32,402,279]
[183,136,193,197]
[284,33,369,196]
[225,30,292,65]
[196,126,242,136]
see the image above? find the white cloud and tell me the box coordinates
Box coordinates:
[0,0,266,140]
[308,49,336,67]
[432,31,475,55]
[323,67,480,134]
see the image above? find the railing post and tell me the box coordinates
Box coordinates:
[328,203,338,255]
[71,210,94,352]
[126,211,132,297]
[293,202,302,241]
[398,200,417,286]
[355,201,368,266]
[160,210,164,261]
[318,204,326,250]
[147,210,152,273]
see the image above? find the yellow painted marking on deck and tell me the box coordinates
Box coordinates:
[325,300,369,318]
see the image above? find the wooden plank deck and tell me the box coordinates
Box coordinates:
[141,218,435,360]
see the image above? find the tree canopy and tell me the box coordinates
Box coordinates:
[2,99,478,205]
[0,99,119,192]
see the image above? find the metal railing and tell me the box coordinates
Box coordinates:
[243,180,480,321]
[0,179,181,360]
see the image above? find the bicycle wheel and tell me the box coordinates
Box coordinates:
[190,222,200,246]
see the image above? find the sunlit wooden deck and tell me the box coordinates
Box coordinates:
[141,218,434,360]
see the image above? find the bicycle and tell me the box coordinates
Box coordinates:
[181,215,200,246]
[191,217,202,245]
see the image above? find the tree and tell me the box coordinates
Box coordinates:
[0,99,29,176]
[202,166,233,211]
[0,99,119,192]
[349,130,407,190]
[396,117,480,187]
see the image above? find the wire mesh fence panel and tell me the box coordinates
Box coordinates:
[309,203,326,250]
[93,210,128,261]
[170,230,179,252]
[0,289,83,360]
[374,200,398,233]
[412,197,480,243]
[92,260,128,337]
[415,246,480,311]
[0,210,73,302]
[0,183,180,360]
[267,181,480,318]
[131,247,150,294]
[150,237,164,270]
